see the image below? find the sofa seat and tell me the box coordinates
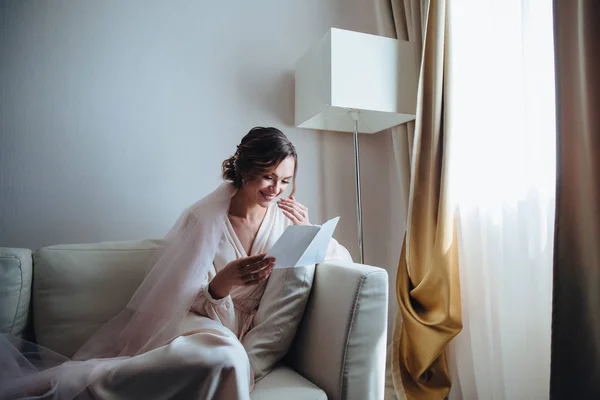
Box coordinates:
[251,365,326,400]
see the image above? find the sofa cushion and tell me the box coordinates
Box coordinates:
[242,265,315,382]
[0,248,32,337]
[32,240,163,357]
[251,364,326,400]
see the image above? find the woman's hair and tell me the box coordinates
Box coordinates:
[222,127,298,195]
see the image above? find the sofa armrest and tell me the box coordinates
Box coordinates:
[286,261,388,400]
[0,248,33,338]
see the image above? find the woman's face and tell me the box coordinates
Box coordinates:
[242,156,295,208]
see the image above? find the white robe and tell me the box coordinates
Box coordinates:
[84,202,351,400]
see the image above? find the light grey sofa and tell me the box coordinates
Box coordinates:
[0,240,388,400]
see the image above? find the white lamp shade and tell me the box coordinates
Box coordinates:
[295,28,418,134]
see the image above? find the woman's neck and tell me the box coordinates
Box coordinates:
[229,190,267,222]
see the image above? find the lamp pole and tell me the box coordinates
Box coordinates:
[350,110,364,264]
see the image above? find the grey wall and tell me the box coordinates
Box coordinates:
[0,0,405,336]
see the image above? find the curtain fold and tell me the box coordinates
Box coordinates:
[378,0,463,398]
[551,0,600,397]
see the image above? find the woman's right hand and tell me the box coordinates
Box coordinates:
[208,253,276,299]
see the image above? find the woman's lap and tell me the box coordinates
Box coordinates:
[84,315,252,400]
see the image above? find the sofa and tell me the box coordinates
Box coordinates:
[0,240,388,400]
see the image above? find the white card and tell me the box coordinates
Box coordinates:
[267,217,340,269]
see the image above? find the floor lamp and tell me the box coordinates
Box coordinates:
[294,28,418,264]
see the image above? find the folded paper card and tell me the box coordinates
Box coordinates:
[267,217,340,269]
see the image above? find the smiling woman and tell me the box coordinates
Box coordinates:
[210,127,310,299]
[222,126,298,196]
[0,126,352,399]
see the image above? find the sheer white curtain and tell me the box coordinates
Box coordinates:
[445,0,556,398]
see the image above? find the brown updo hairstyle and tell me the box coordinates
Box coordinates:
[222,127,298,196]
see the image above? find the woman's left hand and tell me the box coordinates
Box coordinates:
[278,196,311,225]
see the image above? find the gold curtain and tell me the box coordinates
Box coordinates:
[380,0,463,398]
[551,0,600,397]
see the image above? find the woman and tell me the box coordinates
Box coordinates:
[0,127,351,399]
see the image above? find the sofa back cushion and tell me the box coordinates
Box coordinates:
[33,240,163,357]
[0,248,33,338]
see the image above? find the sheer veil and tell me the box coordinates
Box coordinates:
[0,183,237,399]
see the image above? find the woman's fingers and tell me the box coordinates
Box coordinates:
[283,197,308,212]
[243,253,268,263]
[242,265,274,285]
[241,256,275,274]
[278,202,305,219]
[235,253,269,270]
[279,199,310,225]
[224,254,275,287]
[279,198,308,216]
[281,209,300,224]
